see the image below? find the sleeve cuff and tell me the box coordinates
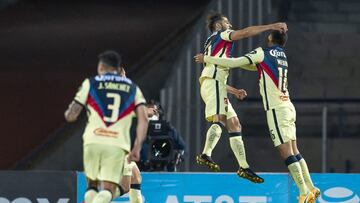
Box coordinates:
[135,102,146,109]
[228,31,233,41]
[74,99,86,107]
[204,56,209,63]
[244,55,253,64]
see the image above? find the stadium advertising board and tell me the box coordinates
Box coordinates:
[290,173,360,203]
[77,172,360,203]
[0,171,77,203]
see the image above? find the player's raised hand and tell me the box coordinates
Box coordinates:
[234,89,247,100]
[194,53,204,63]
[271,22,288,33]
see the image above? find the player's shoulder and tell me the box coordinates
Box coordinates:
[218,29,234,39]
[219,29,233,35]
[247,47,264,56]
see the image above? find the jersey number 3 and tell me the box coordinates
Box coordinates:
[104,93,121,122]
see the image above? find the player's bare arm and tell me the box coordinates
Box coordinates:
[64,101,84,122]
[227,85,247,100]
[128,105,149,163]
[230,22,287,41]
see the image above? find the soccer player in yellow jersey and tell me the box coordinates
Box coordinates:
[196,12,287,183]
[118,103,162,203]
[64,51,148,203]
[195,31,320,203]
[115,66,144,203]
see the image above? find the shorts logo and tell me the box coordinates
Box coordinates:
[318,187,359,203]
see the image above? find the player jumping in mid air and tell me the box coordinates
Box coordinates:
[64,51,148,203]
[196,12,287,183]
[195,31,320,203]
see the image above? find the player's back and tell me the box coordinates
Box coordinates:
[199,29,235,85]
[256,45,290,110]
[78,72,145,152]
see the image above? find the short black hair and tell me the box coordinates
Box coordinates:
[270,31,288,47]
[207,12,225,32]
[98,50,122,68]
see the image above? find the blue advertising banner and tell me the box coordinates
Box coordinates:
[290,174,360,203]
[77,172,360,203]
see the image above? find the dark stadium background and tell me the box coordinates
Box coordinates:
[1,0,359,174]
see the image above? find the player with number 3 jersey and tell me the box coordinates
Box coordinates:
[64,51,148,203]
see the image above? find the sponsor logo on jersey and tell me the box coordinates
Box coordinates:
[270,49,286,58]
[94,128,119,138]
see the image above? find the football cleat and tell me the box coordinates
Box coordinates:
[196,154,220,172]
[298,192,315,203]
[236,167,264,183]
[311,187,321,199]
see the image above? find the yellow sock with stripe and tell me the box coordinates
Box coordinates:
[129,184,143,203]
[229,132,249,169]
[92,190,112,203]
[202,122,223,156]
[296,154,315,190]
[285,155,309,195]
[84,188,98,203]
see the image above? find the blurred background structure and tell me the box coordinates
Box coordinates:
[1,0,359,173]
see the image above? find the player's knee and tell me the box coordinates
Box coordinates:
[277,142,293,160]
[87,178,98,188]
[131,170,142,184]
[226,117,242,132]
[119,180,130,194]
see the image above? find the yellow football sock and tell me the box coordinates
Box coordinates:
[229,133,249,169]
[92,190,112,203]
[202,123,223,156]
[84,189,98,203]
[129,189,143,203]
[286,156,309,195]
[296,154,316,190]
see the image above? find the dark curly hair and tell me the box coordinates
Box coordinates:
[206,12,225,32]
[270,30,288,47]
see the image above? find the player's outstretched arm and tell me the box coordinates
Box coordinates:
[128,105,149,163]
[194,53,255,70]
[64,101,84,122]
[230,22,287,41]
[227,85,247,100]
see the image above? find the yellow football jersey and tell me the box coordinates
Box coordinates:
[74,72,146,152]
[204,45,290,110]
[199,29,235,85]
